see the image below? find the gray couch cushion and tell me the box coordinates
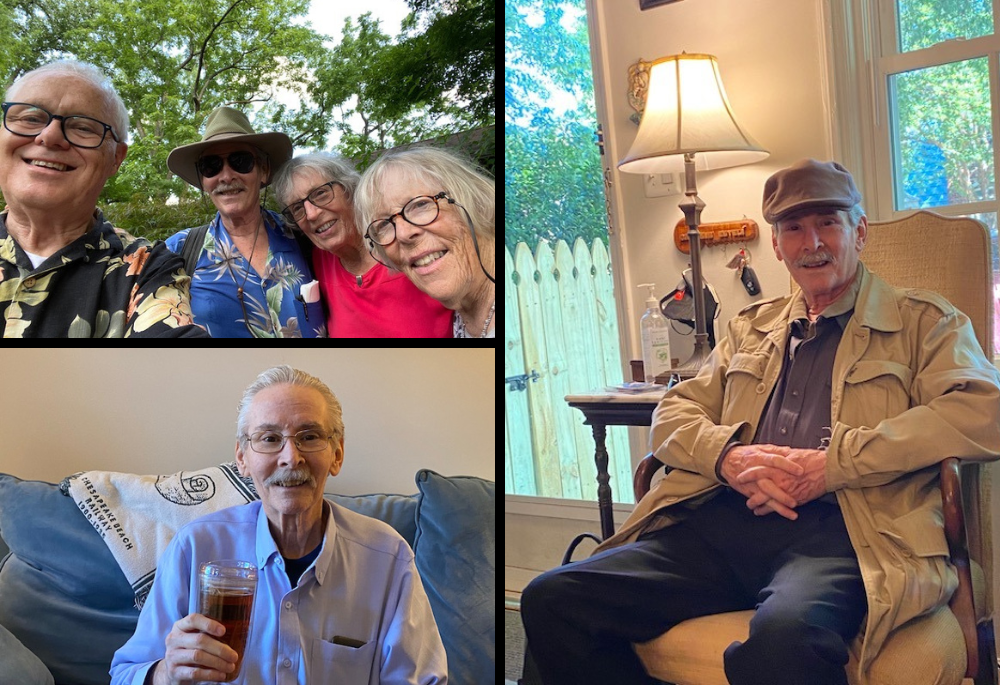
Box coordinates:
[0,621,54,685]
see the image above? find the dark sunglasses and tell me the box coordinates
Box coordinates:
[196,150,257,179]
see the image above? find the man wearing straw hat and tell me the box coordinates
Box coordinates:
[165,106,324,338]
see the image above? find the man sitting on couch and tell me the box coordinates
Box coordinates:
[110,365,447,685]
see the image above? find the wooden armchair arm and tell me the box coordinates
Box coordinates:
[941,456,979,678]
[633,453,668,502]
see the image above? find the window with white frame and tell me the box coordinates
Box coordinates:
[829,0,1000,355]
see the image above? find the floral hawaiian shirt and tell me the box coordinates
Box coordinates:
[0,210,207,338]
[165,210,325,338]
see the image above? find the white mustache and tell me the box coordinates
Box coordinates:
[212,181,247,196]
[794,251,834,268]
[264,467,316,488]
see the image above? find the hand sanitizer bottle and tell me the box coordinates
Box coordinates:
[638,283,673,384]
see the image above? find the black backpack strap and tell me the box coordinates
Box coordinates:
[180,223,210,278]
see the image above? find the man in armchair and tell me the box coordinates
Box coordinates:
[521,159,1000,685]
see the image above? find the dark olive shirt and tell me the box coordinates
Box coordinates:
[754,272,863,451]
[755,311,850,450]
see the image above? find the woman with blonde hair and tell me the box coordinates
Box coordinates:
[355,146,496,339]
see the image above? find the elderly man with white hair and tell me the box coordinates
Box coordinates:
[0,60,206,338]
[110,365,447,685]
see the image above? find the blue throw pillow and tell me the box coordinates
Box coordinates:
[413,469,495,685]
[326,491,418,548]
[0,474,138,685]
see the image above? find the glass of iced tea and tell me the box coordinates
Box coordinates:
[198,560,257,682]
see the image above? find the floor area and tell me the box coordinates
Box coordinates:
[505,591,525,683]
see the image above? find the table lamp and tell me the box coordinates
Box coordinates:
[619,53,769,376]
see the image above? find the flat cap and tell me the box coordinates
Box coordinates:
[761,159,861,224]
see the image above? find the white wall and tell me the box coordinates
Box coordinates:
[596,0,835,362]
[0,349,494,495]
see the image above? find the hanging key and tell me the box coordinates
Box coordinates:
[738,248,762,296]
[725,251,746,276]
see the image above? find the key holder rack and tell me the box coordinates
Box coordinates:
[673,218,759,254]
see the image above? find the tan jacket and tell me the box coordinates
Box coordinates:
[596,264,1000,676]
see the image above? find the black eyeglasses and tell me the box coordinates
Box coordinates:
[281,181,341,225]
[196,150,257,179]
[366,192,453,246]
[2,102,120,149]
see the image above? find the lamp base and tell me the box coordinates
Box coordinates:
[672,333,712,379]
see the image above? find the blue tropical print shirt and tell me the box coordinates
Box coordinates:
[165,210,325,338]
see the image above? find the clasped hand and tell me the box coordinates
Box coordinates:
[719,444,828,520]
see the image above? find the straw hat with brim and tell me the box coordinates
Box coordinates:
[167,106,293,189]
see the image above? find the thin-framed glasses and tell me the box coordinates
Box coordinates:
[280,181,341,225]
[1,102,120,149]
[245,429,333,453]
[366,191,453,246]
[196,150,256,179]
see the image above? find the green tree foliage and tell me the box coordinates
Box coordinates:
[68,0,324,202]
[308,15,435,166]
[896,0,994,206]
[383,0,496,124]
[0,0,495,236]
[505,0,606,251]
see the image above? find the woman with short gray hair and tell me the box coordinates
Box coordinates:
[272,152,452,337]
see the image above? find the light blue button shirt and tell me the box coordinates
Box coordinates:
[110,501,447,685]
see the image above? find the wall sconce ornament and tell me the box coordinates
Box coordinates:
[627,58,652,125]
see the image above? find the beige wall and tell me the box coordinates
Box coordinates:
[0,349,494,495]
[597,0,834,362]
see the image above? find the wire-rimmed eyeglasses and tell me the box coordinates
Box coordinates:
[365,191,453,246]
[1,102,120,149]
[243,429,334,454]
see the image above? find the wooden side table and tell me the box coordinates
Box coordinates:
[565,389,665,539]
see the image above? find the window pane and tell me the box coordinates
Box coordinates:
[890,58,994,210]
[897,0,993,52]
[505,0,632,504]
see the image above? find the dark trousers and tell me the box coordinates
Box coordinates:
[520,489,866,685]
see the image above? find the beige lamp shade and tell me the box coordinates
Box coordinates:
[618,54,768,174]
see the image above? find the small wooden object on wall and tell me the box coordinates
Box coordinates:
[673,218,759,254]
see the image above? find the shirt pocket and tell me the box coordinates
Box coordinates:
[301,300,325,335]
[843,360,913,420]
[309,637,377,684]
[722,352,768,424]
